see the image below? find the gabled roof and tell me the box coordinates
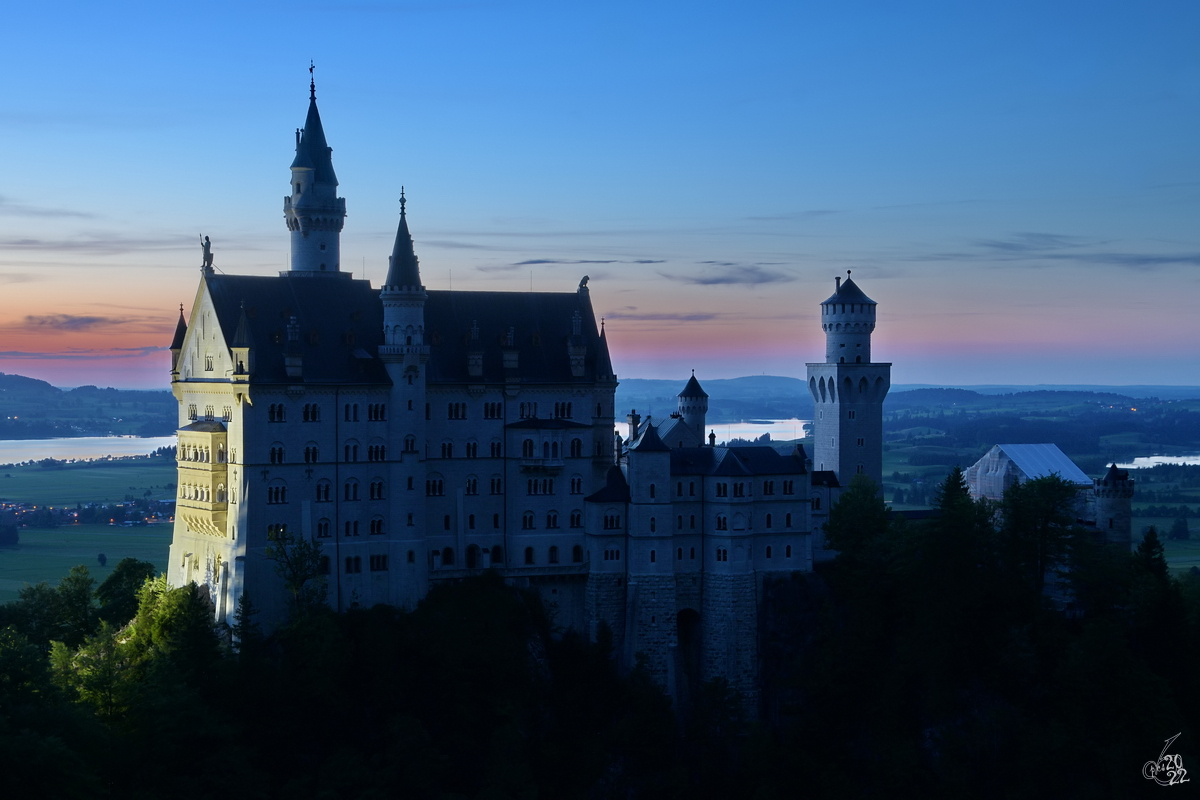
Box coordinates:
[821,275,875,306]
[810,470,840,488]
[678,374,708,398]
[201,276,615,387]
[629,422,670,452]
[667,445,808,477]
[423,289,612,384]
[204,274,390,385]
[585,465,631,503]
[993,443,1092,486]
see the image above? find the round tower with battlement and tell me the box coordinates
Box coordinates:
[1094,463,1135,549]
[822,274,876,363]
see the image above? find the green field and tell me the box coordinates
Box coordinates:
[0,458,177,506]
[0,523,172,603]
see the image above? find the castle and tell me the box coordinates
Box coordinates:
[165,78,891,704]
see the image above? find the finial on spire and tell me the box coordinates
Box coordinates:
[400,187,406,217]
[309,61,316,100]
[847,269,852,276]
[179,303,184,314]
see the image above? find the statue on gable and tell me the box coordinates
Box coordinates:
[200,235,214,269]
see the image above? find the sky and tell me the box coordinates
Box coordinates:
[1,1,1198,390]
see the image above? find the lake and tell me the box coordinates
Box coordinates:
[1119,455,1200,469]
[0,436,177,464]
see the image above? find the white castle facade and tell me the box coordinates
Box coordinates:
[166,80,891,705]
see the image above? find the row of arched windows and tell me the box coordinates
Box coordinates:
[179,483,226,503]
[179,443,223,463]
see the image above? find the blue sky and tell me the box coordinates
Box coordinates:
[1,1,1197,388]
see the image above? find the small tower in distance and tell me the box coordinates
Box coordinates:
[806,272,891,488]
[677,372,708,435]
[283,65,347,276]
[1094,464,1135,549]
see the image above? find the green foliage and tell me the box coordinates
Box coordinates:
[95,557,157,627]
[822,473,891,558]
[1170,516,1191,541]
[263,526,327,618]
[1001,474,1082,594]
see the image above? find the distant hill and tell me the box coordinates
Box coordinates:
[0,373,176,439]
[616,376,1200,423]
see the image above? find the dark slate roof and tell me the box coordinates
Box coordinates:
[506,418,592,430]
[596,324,614,379]
[179,420,227,433]
[384,204,421,288]
[678,373,708,398]
[821,276,875,306]
[630,422,670,452]
[291,95,338,186]
[668,445,807,477]
[205,274,390,385]
[423,289,613,385]
[810,470,840,487]
[1099,463,1130,484]
[170,308,188,350]
[585,465,631,503]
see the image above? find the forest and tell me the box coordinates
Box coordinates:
[2,470,1197,797]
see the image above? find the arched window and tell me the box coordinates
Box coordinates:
[466,545,479,569]
[766,546,773,559]
[316,481,331,502]
[522,439,534,458]
[650,549,656,563]
[543,442,550,459]
[522,511,534,529]
[524,547,535,565]
[572,545,583,563]
[317,519,331,538]
[442,547,455,566]
[492,545,504,564]
[404,435,416,452]
[548,546,559,564]
[649,484,656,499]
[570,438,582,458]
[765,513,772,529]
[650,517,656,532]
[786,513,793,528]
[786,544,793,558]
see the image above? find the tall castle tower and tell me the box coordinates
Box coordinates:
[1093,464,1135,549]
[806,272,890,487]
[379,191,430,606]
[283,69,347,275]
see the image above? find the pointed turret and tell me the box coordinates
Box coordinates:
[596,321,615,381]
[231,302,252,379]
[169,305,187,376]
[677,371,708,433]
[384,189,421,289]
[283,66,347,276]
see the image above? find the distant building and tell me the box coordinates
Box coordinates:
[165,77,892,708]
[964,443,1133,548]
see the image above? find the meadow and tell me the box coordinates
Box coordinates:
[0,457,177,506]
[0,522,171,603]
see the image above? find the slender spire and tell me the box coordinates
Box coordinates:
[309,60,316,100]
[169,305,187,350]
[384,188,422,288]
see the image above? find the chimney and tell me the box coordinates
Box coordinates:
[627,409,641,442]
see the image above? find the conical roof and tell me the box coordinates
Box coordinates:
[384,195,421,288]
[596,324,614,379]
[290,89,338,186]
[630,422,671,452]
[821,275,875,306]
[169,307,187,350]
[678,373,708,398]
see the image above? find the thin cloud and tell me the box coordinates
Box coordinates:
[0,272,44,284]
[604,311,721,322]
[659,264,795,286]
[0,347,163,360]
[0,233,196,257]
[22,315,124,332]
[915,231,1200,272]
[745,209,840,221]
[0,195,95,219]
[511,258,666,266]
[973,232,1094,253]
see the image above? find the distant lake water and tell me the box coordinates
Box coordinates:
[617,418,811,444]
[0,436,177,464]
[1118,455,1200,469]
